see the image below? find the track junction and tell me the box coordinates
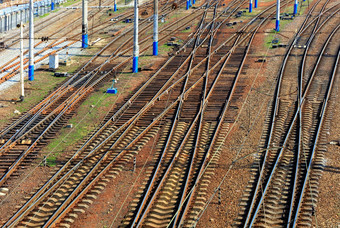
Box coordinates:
[0,0,338,227]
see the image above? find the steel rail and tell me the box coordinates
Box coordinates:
[0,0,193,147]
[246,11,340,228]
[0,0,150,56]
[242,0,334,225]
[0,0,124,77]
[0,0,199,187]
[0,0,177,84]
[43,8,241,225]
[6,2,260,225]
[171,6,217,228]
[170,1,298,225]
[3,0,255,224]
[0,0,235,140]
[131,6,213,226]
[186,21,261,228]
[2,1,232,224]
[288,0,332,225]
[129,1,283,225]
[19,1,336,226]
[51,0,241,170]
[0,0,195,140]
[291,42,339,228]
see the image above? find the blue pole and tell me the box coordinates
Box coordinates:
[193,0,195,4]
[189,0,192,7]
[293,0,298,15]
[114,3,117,11]
[29,0,34,81]
[186,0,190,9]
[153,0,158,56]
[28,65,34,81]
[276,0,280,31]
[51,1,55,10]
[133,0,139,73]
[153,41,158,56]
[133,56,138,73]
[249,1,252,12]
[82,0,88,48]
[82,34,88,48]
[254,0,258,8]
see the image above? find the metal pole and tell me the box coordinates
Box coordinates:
[153,0,158,56]
[186,0,190,10]
[254,0,258,8]
[28,0,34,81]
[82,0,88,48]
[276,0,280,31]
[114,0,117,11]
[132,0,139,73]
[294,0,298,15]
[51,0,55,10]
[20,22,24,101]
[249,0,253,12]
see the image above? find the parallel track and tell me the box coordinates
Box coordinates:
[236,0,339,226]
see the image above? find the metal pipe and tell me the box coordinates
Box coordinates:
[82,0,88,48]
[133,0,139,73]
[249,0,253,12]
[28,0,34,81]
[276,0,280,31]
[153,0,158,55]
[20,22,24,100]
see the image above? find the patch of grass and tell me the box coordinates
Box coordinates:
[39,12,50,19]
[159,44,173,54]
[43,85,119,166]
[16,72,65,114]
[61,0,82,8]
[256,0,312,49]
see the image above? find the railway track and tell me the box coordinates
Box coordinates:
[1,0,304,226]
[0,0,200,187]
[236,0,340,226]
[0,0,165,84]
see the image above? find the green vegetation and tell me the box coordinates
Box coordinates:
[263,1,309,49]
[44,86,118,166]
[159,44,173,54]
[17,73,65,114]
[39,12,51,19]
[60,0,82,8]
